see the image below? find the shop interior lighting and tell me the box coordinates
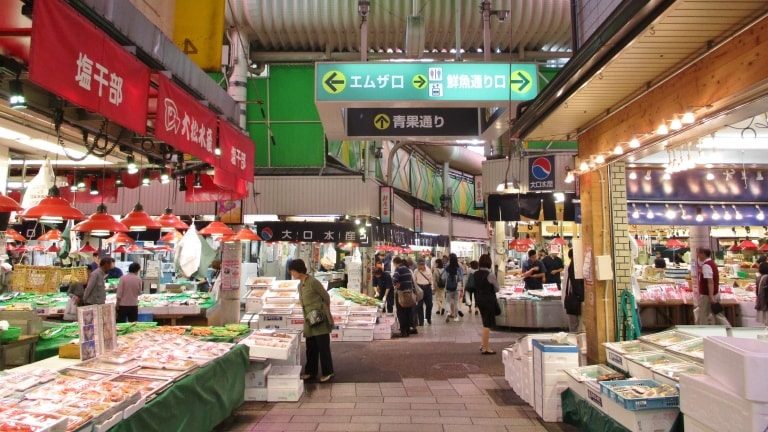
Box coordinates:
[706,171,715,181]
[757,172,764,181]
[69,183,77,192]
[722,205,732,221]
[665,204,676,219]
[126,155,138,174]
[629,137,640,149]
[214,145,221,156]
[594,154,605,164]
[628,171,637,180]
[733,205,743,220]
[656,122,669,135]
[8,78,26,110]
[115,171,123,187]
[354,218,361,225]
[358,227,366,235]
[553,192,565,203]
[644,170,652,181]
[681,111,696,124]
[631,204,640,219]
[756,206,764,221]
[193,172,202,189]
[141,171,150,186]
[662,172,671,181]
[710,205,721,220]
[613,145,624,155]
[670,116,683,131]
[695,207,704,222]
[89,178,98,195]
[564,170,575,184]
[578,161,589,172]
[645,204,654,219]
[365,219,372,227]
[160,172,170,184]
[679,204,689,220]
[178,176,187,192]
[76,177,85,189]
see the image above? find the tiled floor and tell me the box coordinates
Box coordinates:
[216,305,577,432]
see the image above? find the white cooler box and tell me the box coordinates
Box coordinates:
[680,373,768,432]
[258,313,290,330]
[532,339,579,422]
[703,336,768,402]
[267,365,304,402]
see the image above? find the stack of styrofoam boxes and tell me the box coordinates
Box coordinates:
[502,344,517,389]
[516,334,556,404]
[267,365,304,402]
[532,339,579,423]
[374,315,395,340]
[680,336,768,432]
[343,306,377,342]
[346,258,362,292]
[329,303,349,342]
[244,359,271,401]
[240,313,256,329]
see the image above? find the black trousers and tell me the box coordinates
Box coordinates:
[116,306,138,323]
[305,334,334,377]
[416,284,433,325]
[397,304,414,336]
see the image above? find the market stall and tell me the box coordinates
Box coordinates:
[495,279,569,329]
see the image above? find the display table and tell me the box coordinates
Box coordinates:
[561,388,683,432]
[638,301,741,328]
[111,344,249,432]
[496,298,568,329]
[0,335,38,369]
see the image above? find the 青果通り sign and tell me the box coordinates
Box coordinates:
[316,62,538,102]
[346,108,480,137]
[29,0,150,134]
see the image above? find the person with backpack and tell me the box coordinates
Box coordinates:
[464,260,479,315]
[432,258,446,315]
[392,257,418,337]
[442,253,465,323]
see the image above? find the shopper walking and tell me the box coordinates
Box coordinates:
[432,259,446,315]
[290,259,335,383]
[464,261,479,315]
[373,268,395,314]
[755,261,768,325]
[442,253,464,322]
[474,254,500,355]
[116,263,143,323]
[414,259,433,326]
[393,257,417,337]
[522,250,546,291]
[563,249,584,332]
[694,248,730,327]
[83,257,113,306]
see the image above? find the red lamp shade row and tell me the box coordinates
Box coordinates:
[199,220,234,236]
[74,204,129,237]
[21,187,85,222]
[120,203,161,231]
[156,208,189,231]
[37,229,62,242]
[233,228,261,241]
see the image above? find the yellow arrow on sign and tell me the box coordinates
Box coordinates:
[510,70,533,94]
[373,114,391,130]
[322,70,347,94]
[412,74,427,89]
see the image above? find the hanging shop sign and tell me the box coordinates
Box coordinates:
[528,156,556,191]
[155,74,218,166]
[474,176,484,209]
[380,186,394,224]
[28,0,150,134]
[221,242,241,291]
[253,222,371,246]
[346,108,481,137]
[316,62,539,102]
[172,0,225,72]
[218,120,255,182]
[414,209,423,233]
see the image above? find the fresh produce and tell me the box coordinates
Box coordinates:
[334,288,382,306]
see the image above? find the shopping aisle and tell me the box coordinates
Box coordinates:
[217,307,577,431]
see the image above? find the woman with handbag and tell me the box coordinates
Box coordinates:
[563,249,585,332]
[393,257,417,337]
[290,259,335,383]
[473,254,500,355]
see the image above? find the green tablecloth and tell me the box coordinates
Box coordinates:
[110,344,249,432]
[34,336,70,362]
[561,389,684,432]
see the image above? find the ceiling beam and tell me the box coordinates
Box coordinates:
[248,50,571,64]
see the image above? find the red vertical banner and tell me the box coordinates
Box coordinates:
[380,186,393,224]
[28,0,149,133]
[413,208,423,233]
[155,74,218,165]
[218,120,255,182]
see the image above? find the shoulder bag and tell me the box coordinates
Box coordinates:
[397,289,417,308]
[306,309,325,326]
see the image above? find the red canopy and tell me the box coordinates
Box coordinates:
[738,239,758,251]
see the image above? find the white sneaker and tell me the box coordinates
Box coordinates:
[454,317,460,322]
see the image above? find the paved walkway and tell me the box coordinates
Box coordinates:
[216,304,575,432]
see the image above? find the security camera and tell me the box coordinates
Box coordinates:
[495,10,510,21]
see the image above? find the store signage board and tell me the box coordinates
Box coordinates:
[346,108,480,138]
[218,120,255,182]
[29,0,150,134]
[155,74,218,166]
[316,62,538,102]
[380,186,394,224]
[254,222,371,246]
[474,176,484,209]
[221,242,241,291]
[528,156,556,191]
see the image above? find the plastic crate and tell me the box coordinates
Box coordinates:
[600,379,679,411]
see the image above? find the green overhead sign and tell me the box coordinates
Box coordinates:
[316,62,538,102]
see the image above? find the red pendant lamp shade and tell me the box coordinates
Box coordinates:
[550,236,567,246]
[160,230,182,243]
[106,232,135,244]
[156,208,189,232]
[21,186,85,222]
[113,245,128,254]
[4,229,26,243]
[199,220,234,236]
[46,243,60,253]
[759,243,768,253]
[74,204,129,237]
[79,242,97,253]
[738,239,758,250]
[234,228,261,241]
[0,194,22,212]
[37,229,62,241]
[121,203,161,231]
[665,239,685,249]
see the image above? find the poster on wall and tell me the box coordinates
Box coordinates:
[414,208,423,233]
[380,186,394,224]
[474,176,484,209]
[78,304,117,361]
[221,242,241,291]
[528,155,556,191]
[217,199,243,224]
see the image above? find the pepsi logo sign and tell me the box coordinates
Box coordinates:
[528,155,556,191]
[531,157,552,180]
[260,227,273,241]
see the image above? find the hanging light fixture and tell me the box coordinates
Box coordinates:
[89,178,99,195]
[631,204,640,219]
[664,204,676,219]
[695,207,704,223]
[160,171,170,184]
[178,176,188,192]
[106,232,135,244]
[4,229,25,243]
[629,137,640,149]
[156,208,189,232]
[656,122,669,135]
[121,203,161,232]
[126,155,138,174]
[79,242,97,254]
[710,205,721,220]
[74,204,129,237]
[113,245,128,254]
[115,171,123,187]
[628,171,638,180]
[233,227,261,242]
[645,204,654,219]
[681,111,695,124]
[160,230,183,243]
[37,229,62,242]
[9,78,26,110]
[21,186,85,223]
[756,205,764,221]
[564,170,575,184]
[76,177,86,189]
[199,219,235,237]
[193,172,203,189]
[141,170,151,186]
[0,193,21,212]
[670,116,683,130]
[722,205,732,221]
[613,145,624,155]
[733,205,743,221]
[578,161,589,171]
[644,170,652,181]
[594,154,605,164]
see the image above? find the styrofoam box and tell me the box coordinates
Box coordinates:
[680,373,768,432]
[516,334,555,357]
[684,415,717,432]
[245,387,268,401]
[704,336,768,402]
[258,313,289,329]
[598,391,679,432]
[267,380,304,402]
[674,325,729,337]
[268,366,302,387]
[727,327,768,339]
[373,331,392,340]
[330,328,343,342]
[245,361,271,388]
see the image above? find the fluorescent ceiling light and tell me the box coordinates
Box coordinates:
[9,159,111,166]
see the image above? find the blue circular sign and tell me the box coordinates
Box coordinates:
[531,157,552,181]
